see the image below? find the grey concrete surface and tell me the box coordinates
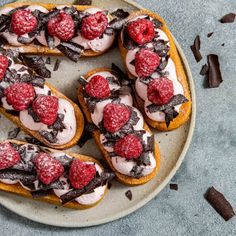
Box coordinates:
[0,0,236,235]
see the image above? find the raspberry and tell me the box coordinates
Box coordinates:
[11,9,38,35]
[47,12,75,41]
[69,159,96,189]
[135,49,160,77]
[4,82,35,111]
[0,142,20,170]
[32,95,59,125]
[127,18,155,45]
[114,134,143,159]
[85,75,110,99]
[34,153,64,185]
[147,77,174,105]
[0,55,9,81]
[81,11,108,40]
[103,103,131,133]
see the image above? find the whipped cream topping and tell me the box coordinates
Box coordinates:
[124,15,184,122]
[0,56,77,145]
[83,71,156,177]
[0,144,106,206]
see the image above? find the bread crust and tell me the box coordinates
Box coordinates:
[118,10,192,131]
[0,139,108,209]
[1,2,114,57]
[0,81,84,150]
[78,68,161,186]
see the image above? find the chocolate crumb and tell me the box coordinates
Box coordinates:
[219,13,235,23]
[207,54,223,88]
[8,127,20,139]
[53,59,61,71]
[45,57,51,64]
[200,64,209,76]
[74,0,92,5]
[207,32,214,38]
[125,190,132,201]
[190,35,202,62]
[170,183,178,191]
[205,186,235,221]
[221,43,225,47]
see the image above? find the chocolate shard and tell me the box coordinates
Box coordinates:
[45,57,51,64]
[219,13,235,23]
[111,9,129,19]
[0,170,37,183]
[7,127,20,139]
[190,35,202,62]
[170,183,178,191]
[200,64,209,76]
[24,137,43,146]
[207,54,223,88]
[42,9,60,24]
[109,18,126,30]
[31,189,51,198]
[207,32,214,38]
[30,75,46,88]
[39,130,57,143]
[54,155,73,168]
[53,59,61,71]
[78,76,88,87]
[74,0,92,5]
[130,165,143,178]
[205,186,235,221]
[125,190,132,200]
[60,172,115,204]
[111,63,130,84]
[45,29,55,49]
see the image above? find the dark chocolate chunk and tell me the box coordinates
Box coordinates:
[31,189,51,198]
[25,137,43,146]
[200,64,209,76]
[0,170,36,183]
[130,59,135,66]
[42,9,60,24]
[39,130,57,143]
[62,6,77,16]
[7,127,20,139]
[54,155,73,168]
[74,0,92,5]
[190,35,202,62]
[106,76,120,85]
[53,59,61,71]
[60,172,115,204]
[48,114,65,132]
[8,5,29,15]
[207,54,223,88]
[0,15,10,31]
[164,108,179,128]
[137,152,151,166]
[11,161,34,172]
[130,165,143,178]
[219,13,235,23]
[57,43,84,62]
[122,27,138,50]
[152,18,163,28]
[111,9,129,19]
[170,183,178,191]
[205,187,235,221]
[45,57,51,65]
[207,32,214,38]
[28,107,40,122]
[125,190,132,200]
[109,18,126,30]
[221,43,225,47]
[45,29,55,49]
[30,75,46,88]
[77,131,92,147]
[20,73,32,83]
[154,40,170,57]
[78,76,88,87]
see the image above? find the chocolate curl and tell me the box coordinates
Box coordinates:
[190,35,202,62]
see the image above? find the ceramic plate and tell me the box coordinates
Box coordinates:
[0,0,196,227]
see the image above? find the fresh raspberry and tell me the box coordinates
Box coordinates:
[4,82,35,111]
[103,103,131,133]
[85,75,110,99]
[0,55,9,81]
[127,18,155,45]
[0,142,20,170]
[32,95,59,126]
[11,9,38,35]
[135,49,160,77]
[81,11,108,40]
[47,12,75,41]
[69,159,96,189]
[114,134,143,159]
[34,153,64,185]
[147,77,174,105]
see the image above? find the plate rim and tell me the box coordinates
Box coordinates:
[0,0,196,227]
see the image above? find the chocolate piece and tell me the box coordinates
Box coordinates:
[28,107,40,123]
[137,152,151,166]
[205,187,235,221]
[152,18,163,28]
[57,43,84,62]
[170,183,178,191]
[154,40,170,57]
[48,114,65,132]
[7,127,20,139]
[111,63,130,84]
[60,172,115,204]
[125,190,132,200]
[8,5,29,15]
[111,9,129,19]
[77,123,96,147]
[31,189,51,198]
[106,76,120,85]
[190,35,202,62]
[45,29,55,49]
[74,0,92,5]
[25,137,43,146]
[20,73,32,83]
[42,9,60,24]
[30,75,46,88]
[219,13,235,23]
[122,27,138,50]
[0,170,36,183]
[109,18,126,30]
[207,32,214,38]
[130,165,143,178]
[200,64,209,76]
[11,161,34,172]
[78,76,88,87]
[45,57,51,64]
[54,155,73,168]
[164,107,179,128]
[221,43,225,47]
[39,130,57,143]
[53,59,61,71]
[207,54,223,88]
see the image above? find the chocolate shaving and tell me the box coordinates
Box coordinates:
[200,64,209,76]
[53,59,61,71]
[206,54,223,88]
[137,153,151,166]
[74,0,92,5]
[45,57,51,64]
[0,15,10,31]
[54,155,73,168]
[24,137,43,146]
[7,127,20,139]
[125,190,132,200]
[205,187,235,221]
[111,9,129,19]
[30,75,46,88]
[42,9,60,24]
[39,130,57,143]
[109,18,126,30]
[28,107,40,122]
[11,161,34,172]
[48,114,65,132]
[221,43,225,47]
[165,108,179,128]
[78,76,88,87]
[207,32,214,38]
[31,189,51,198]
[122,27,138,50]
[170,183,178,191]
[219,13,235,23]
[0,170,36,183]
[8,5,29,15]
[45,29,55,49]
[190,35,202,62]
[154,40,170,57]
[77,131,92,147]
[130,165,143,178]
[60,172,115,204]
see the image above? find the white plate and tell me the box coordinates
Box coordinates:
[0,0,196,227]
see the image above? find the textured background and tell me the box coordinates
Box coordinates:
[0,0,236,235]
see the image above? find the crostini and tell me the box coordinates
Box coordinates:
[78,66,161,185]
[118,10,192,131]
[0,140,114,209]
[0,2,117,61]
[0,49,84,149]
